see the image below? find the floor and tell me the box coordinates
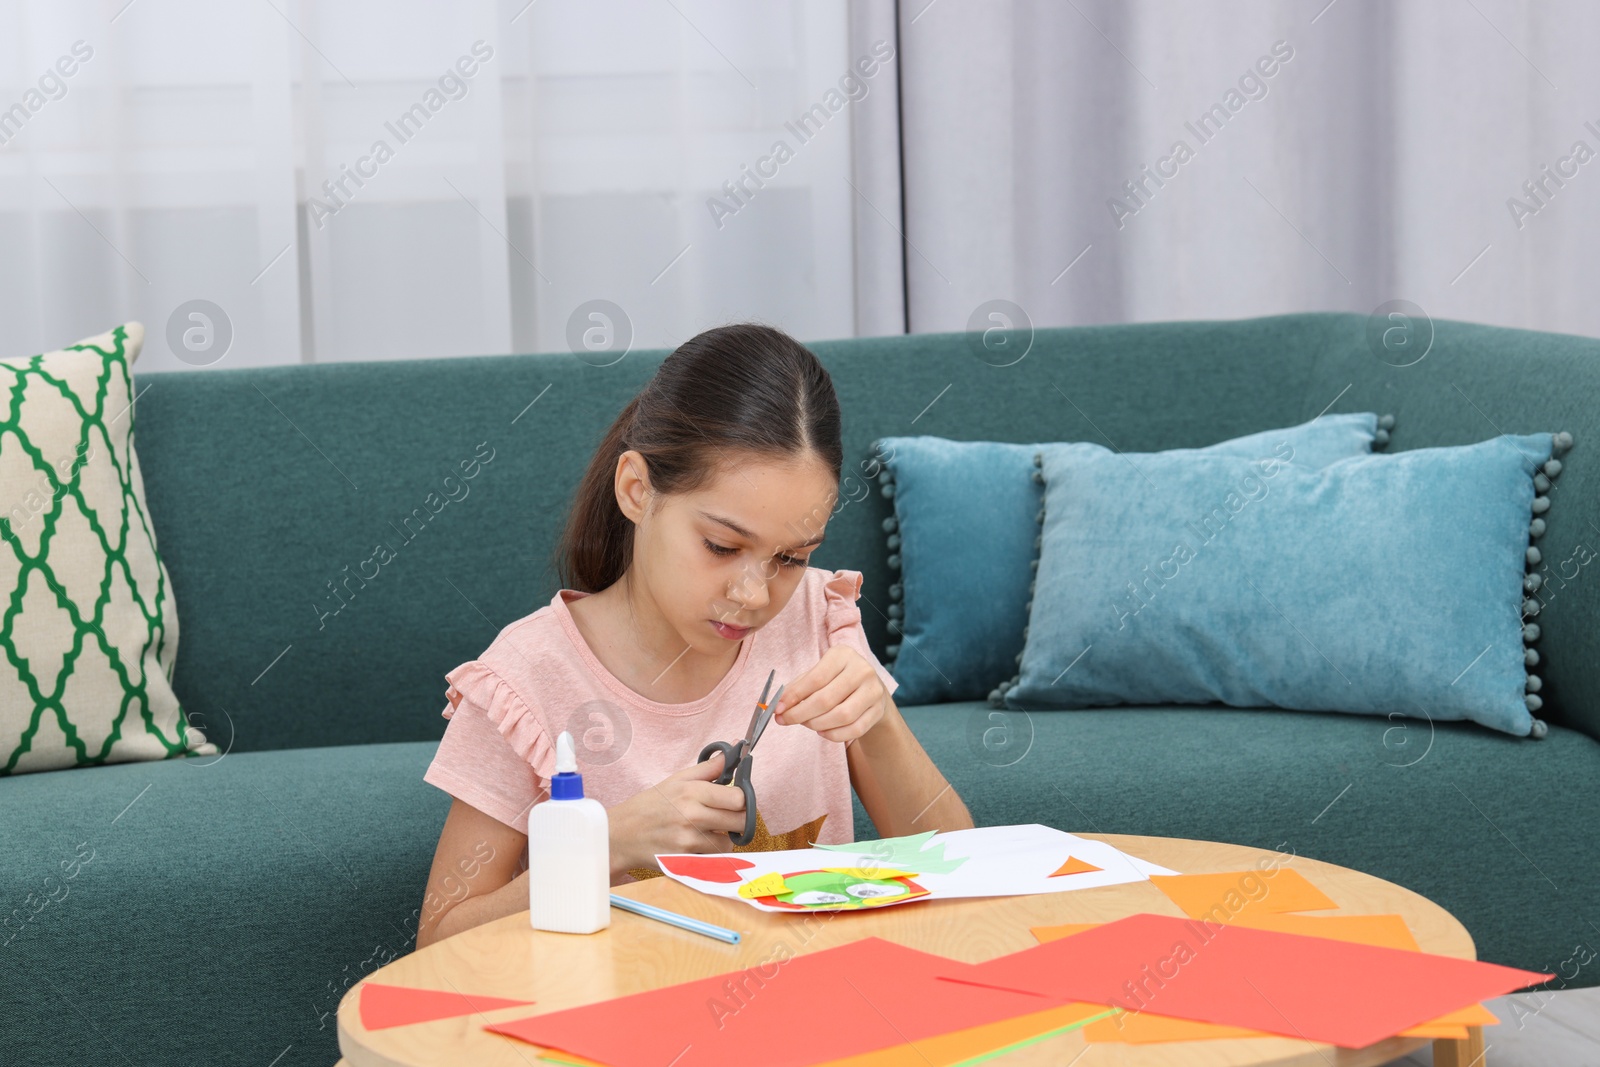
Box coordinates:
[1384,985,1600,1066]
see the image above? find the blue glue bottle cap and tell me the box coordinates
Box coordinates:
[549,730,585,800]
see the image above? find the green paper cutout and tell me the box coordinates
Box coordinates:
[773,870,921,909]
[815,830,970,874]
[947,1008,1118,1067]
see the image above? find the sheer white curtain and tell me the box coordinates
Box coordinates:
[0,0,890,370]
[891,0,1600,339]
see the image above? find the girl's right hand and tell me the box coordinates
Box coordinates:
[609,749,749,875]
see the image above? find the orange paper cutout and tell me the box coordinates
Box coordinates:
[1030,922,1101,943]
[812,1002,1113,1066]
[1083,1011,1472,1044]
[1048,856,1102,877]
[1148,868,1338,923]
[1085,1012,1259,1043]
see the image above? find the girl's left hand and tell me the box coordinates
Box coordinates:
[771,646,887,743]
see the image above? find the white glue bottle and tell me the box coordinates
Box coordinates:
[527,730,611,934]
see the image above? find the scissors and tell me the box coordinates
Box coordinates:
[698,669,784,847]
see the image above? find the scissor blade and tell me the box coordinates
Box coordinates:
[741,670,776,744]
[749,685,783,749]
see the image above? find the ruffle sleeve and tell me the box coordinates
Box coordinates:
[443,660,558,780]
[821,568,900,697]
[822,568,869,640]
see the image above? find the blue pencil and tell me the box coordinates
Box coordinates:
[609,894,741,944]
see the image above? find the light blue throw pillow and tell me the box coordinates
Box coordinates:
[875,413,1387,706]
[1001,433,1561,737]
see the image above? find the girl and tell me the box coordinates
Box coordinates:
[415,322,972,948]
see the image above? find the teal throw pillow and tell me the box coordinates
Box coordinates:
[1000,433,1565,737]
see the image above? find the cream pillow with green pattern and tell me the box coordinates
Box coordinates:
[1,323,214,774]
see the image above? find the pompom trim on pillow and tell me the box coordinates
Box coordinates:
[1375,413,1395,449]
[1520,430,1574,740]
[874,442,905,664]
[985,452,1046,708]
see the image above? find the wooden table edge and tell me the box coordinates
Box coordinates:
[336,832,1489,1067]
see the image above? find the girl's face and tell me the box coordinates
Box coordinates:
[617,449,838,655]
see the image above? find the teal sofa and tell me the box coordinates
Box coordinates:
[4,312,1597,1067]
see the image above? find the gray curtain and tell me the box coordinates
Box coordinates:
[879,0,1600,338]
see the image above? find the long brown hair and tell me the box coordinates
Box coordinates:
[554,322,843,593]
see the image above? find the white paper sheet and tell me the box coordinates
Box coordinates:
[654,824,1178,914]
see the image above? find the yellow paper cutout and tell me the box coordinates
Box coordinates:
[738,872,790,899]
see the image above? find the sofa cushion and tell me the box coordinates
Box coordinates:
[0,741,451,1067]
[1,323,214,774]
[873,703,1600,982]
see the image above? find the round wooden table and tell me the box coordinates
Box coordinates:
[337,834,1487,1067]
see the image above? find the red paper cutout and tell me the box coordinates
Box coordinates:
[939,913,1551,1049]
[359,982,534,1030]
[485,937,1059,1067]
[657,855,756,883]
[1048,856,1102,877]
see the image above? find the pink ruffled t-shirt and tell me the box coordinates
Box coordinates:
[422,567,898,879]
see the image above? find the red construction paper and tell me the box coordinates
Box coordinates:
[1036,914,1499,1044]
[658,855,756,882]
[938,913,1549,1049]
[486,937,1057,1067]
[359,982,534,1030]
[1048,856,1102,877]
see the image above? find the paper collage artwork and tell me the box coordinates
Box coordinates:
[656,824,1177,913]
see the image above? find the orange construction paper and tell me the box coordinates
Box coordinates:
[1083,1012,1468,1044]
[1030,922,1101,943]
[358,982,534,1030]
[1430,1002,1499,1026]
[1034,913,1420,952]
[1148,868,1338,922]
[811,1002,1113,1067]
[1048,856,1102,877]
[1085,1012,1259,1043]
